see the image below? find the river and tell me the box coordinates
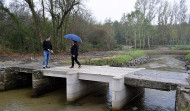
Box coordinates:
[0,55,186,111]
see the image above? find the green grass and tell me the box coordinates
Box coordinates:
[125,47,156,51]
[171,46,190,50]
[129,51,145,58]
[82,51,145,66]
[185,54,190,60]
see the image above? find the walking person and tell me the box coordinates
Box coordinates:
[42,36,53,69]
[70,40,82,68]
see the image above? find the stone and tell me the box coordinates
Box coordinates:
[176,87,190,111]
[187,65,190,70]
[126,55,149,67]
[132,107,138,111]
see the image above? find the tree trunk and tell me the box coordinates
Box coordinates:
[134,29,137,49]
[140,39,142,49]
[143,33,145,49]
[147,31,150,49]
[148,36,150,49]
[49,0,56,50]
[41,0,46,29]
[61,24,63,52]
[25,0,42,44]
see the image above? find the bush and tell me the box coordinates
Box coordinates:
[171,46,190,50]
[82,51,145,66]
[129,51,145,58]
[185,54,190,60]
[80,42,93,53]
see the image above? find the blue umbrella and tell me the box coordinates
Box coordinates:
[64,34,82,43]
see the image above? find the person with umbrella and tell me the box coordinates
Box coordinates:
[64,34,82,68]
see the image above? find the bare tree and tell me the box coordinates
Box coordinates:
[47,0,81,49]
[41,0,46,27]
[135,0,160,49]
[179,0,188,23]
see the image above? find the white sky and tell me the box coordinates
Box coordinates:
[84,0,136,22]
[84,0,190,22]
[5,0,190,22]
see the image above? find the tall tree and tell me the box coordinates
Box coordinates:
[47,0,81,49]
[179,0,188,23]
[135,0,160,48]
[41,0,46,28]
[0,0,21,29]
[127,10,144,49]
[24,0,43,44]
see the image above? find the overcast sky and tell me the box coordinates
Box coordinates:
[84,0,190,22]
[84,0,136,22]
[5,0,190,22]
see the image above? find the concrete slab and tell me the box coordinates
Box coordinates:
[125,69,189,91]
[42,65,144,110]
[43,65,144,79]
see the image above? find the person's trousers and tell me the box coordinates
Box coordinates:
[71,55,81,67]
[43,51,51,67]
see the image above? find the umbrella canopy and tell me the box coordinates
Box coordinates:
[64,34,82,43]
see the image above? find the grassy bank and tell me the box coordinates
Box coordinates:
[171,46,190,50]
[82,51,145,66]
[185,54,190,61]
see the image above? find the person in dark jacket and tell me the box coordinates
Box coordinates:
[70,40,82,68]
[42,36,53,69]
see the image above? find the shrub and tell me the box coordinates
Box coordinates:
[185,54,190,60]
[171,46,190,50]
[129,51,145,58]
[82,51,145,66]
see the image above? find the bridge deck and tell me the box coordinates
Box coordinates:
[43,65,143,83]
[43,66,189,91]
[125,69,189,91]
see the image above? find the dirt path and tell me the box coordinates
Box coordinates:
[156,46,170,50]
[0,51,119,68]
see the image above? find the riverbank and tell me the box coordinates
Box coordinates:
[1,49,190,68]
[0,50,149,68]
[0,51,119,68]
[79,51,149,67]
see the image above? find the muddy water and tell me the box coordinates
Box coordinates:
[127,55,186,111]
[0,55,186,111]
[135,55,186,73]
[0,86,111,111]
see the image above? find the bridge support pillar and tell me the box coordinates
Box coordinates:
[112,77,144,110]
[66,73,104,102]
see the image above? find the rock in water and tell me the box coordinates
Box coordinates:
[187,65,190,70]
[132,106,138,111]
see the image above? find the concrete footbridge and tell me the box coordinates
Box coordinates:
[0,65,189,110]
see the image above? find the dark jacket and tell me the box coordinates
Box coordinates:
[43,40,52,51]
[71,44,79,56]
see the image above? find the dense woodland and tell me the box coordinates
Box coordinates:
[0,0,190,53]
